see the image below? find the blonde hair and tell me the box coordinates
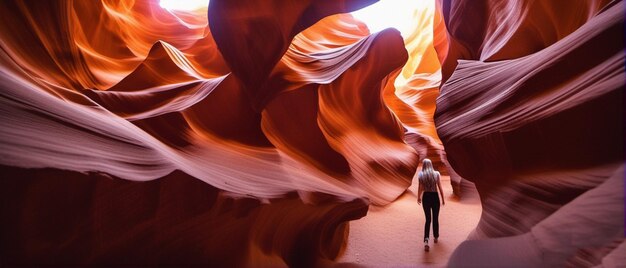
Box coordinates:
[419,158,440,193]
[421,158,436,179]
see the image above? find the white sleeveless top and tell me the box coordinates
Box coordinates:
[419,171,440,192]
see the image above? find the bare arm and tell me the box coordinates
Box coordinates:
[436,173,445,205]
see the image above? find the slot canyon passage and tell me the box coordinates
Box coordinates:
[0,0,623,267]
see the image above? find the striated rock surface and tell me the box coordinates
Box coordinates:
[0,165,368,267]
[2,0,620,265]
[435,0,624,266]
[0,0,437,265]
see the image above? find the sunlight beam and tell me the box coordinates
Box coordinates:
[351,0,426,38]
[159,0,209,11]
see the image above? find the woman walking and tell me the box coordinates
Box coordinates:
[417,158,445,252]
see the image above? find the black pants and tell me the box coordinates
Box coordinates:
[422,192,440,241]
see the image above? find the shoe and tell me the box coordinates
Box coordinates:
[434,238,438,243]
[424,245,430,252]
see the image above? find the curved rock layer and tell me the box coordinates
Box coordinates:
[6,0,618,265]
[0,0,447,265]
[0,165,368,267]
[435,0,624,266]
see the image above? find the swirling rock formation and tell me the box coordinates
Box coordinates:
[2,0,620,266]
[0,0,432,266]
[0,0,422,204]
[435,0,624,266]
[0,165,368,267]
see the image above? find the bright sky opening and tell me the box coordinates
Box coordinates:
[351,0,425,38]
[160,0,426,39]
[159,0,209,11]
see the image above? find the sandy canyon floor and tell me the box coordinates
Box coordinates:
[338,175,482,267]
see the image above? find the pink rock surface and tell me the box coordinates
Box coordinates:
[0,0,420,265]
[0,0,622,266]
[435,0,624,266]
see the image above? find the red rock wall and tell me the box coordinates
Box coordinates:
[435,0,624,266]
[2,0,621,266]
[0,0,422,265]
